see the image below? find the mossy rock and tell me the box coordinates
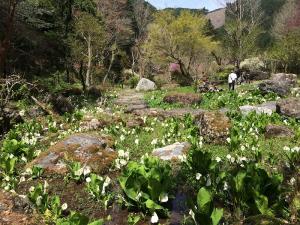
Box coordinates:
[163,93,202,105]
[27,134,117,175]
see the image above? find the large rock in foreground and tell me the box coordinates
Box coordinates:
[276,98,300,119]
[0,191,35,225]
[27,134,117,174]
[239,101,276,115]
[163,93,202,105]
[265,124,294,139]
[195,111,231,144]
[135,78,157,91]
[152,142,191,161]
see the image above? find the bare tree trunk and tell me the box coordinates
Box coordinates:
[211,52,222,66]
[102,49,115,84]
[131,49,136,75]
[178,60,187,77]
[85,35,92,87]
[79,60,86,91]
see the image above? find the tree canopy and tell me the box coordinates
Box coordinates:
[143,10,218,82]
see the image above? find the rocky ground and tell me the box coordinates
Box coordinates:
[0,74,299,225]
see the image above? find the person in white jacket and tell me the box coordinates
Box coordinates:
[228,71,237,91]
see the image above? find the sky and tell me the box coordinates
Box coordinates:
[146,0,226,11]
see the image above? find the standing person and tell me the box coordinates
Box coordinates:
[228,71,237,91]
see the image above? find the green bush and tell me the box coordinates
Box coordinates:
[119,156,173,216]
[127,76,140,89]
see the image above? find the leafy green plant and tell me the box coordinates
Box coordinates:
[86,173,112,209]
[47,116,59,132]
[27,182,49,213]
[1,139,31,157]
[200,89,278,110]
[127,213,141,225]
[119,156,173,216]
[27,182,68,221]
[183,147,226,191]
[56,212,104,225]
[127,76,139,89]
[66,162,86,182]
[6,120,43,141]
[189,187,223,225]
[31,165,44,179]
[64,110,84,123]
[227,163,286,218]
[0,153,17,175]
[283,146,300,170]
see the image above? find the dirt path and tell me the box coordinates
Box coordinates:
[114,89,148,112]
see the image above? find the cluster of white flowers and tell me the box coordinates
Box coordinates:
[115,150,130,170]
[226,154,235,163]
[23,131,41,146]
[226,154,249,167]
[283,146,300,153]
[195,173,212,186]
[144,127,154,132]
[151,138,158,146]
[291,88,300,97]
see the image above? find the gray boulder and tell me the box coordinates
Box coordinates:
[248,71,270,81]
[239,101,276,115]
[152,142,191,161]
[276,98,300,119]
[258,80,291,97]
[135,78,157,91]
[271,73,298,87]
[258,73,298,97]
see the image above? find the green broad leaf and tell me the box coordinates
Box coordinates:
[119,176,128,190]
[88,220,104,225]
[211,208,223,225]
[124,188,139,202]
[254,193,273,216]
[218,172,227,180]
[148,177,162,200]
[128,214,141,225]
[67,212,89,225]
[197,187,212,214]
[145,199,163,210]
[56,212,90,225]
[233,171,246,193]
[6,157,17,174]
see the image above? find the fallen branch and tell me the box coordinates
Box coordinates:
[30,96,55,116]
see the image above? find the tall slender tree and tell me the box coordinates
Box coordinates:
[71,12,105,87]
